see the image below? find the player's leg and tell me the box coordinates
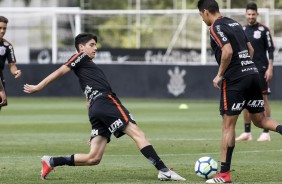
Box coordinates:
[250,112,282,135]
[257,94,271,141]
[41,136,108,180]
[235,109,252,141]
[206,115,237,183]
[74,135,108,166]
[123,121,186,181]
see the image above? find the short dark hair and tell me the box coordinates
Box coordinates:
[198,0,219,14]
[246,2,258,12]
[74,33,97,52]
[0,16,8,24]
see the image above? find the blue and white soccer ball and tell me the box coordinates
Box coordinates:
[194,156,218,179]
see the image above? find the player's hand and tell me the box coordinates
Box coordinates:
[13,70,22,79]
[87,138,92,146]
[0,90,7,107]
[23,84,39,94]
[265,68,273,82]
[213,75,222,89]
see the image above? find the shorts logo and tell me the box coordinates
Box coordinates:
[247,100,264,108]
[108,119,123,133]
[91,129,99,136]
[231,101,245,111]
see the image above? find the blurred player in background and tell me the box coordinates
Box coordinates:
[0,16,22,111]
[236,2,275,142]
[197,0,282,183]
[23,33,186,181]
[0,78,7,109]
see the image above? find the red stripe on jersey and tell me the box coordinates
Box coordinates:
[210,25,223,48]
[64,52,83,66]
[108,95,129,122]
[223,80,228,110]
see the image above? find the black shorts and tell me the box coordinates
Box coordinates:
[220,74,264,116]
[258,71,270,95]
[88,93,135,143]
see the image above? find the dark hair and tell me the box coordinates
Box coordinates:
[197,0,219,14]
[74,33,97,52]
[246,2,258,11]
[0,16,8,24]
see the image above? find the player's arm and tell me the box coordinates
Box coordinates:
[265,59,273,82]
[23,65,71,94]
[213,43,233,88]
[265,28,275,82]
[246,42,254,60]
[0,78,7,106]
[9,63,21,79]
[86,98,90,110]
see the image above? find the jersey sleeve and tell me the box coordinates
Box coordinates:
[6,43,16,64]
[264,27,275,61]
[64,52,88,69]
[209,23,230,48]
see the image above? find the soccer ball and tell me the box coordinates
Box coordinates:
[194,156,218,179]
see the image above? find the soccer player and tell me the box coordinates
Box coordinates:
[236,2,274,142]
[23,33,186,181]
[197,0,282,183]
[0,16,22,111]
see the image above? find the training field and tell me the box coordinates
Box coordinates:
[0,97,282,184]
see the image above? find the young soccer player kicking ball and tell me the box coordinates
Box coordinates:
[23,33,186,181]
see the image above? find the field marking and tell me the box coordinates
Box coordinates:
[148,138,221,141]
[0,149,281,159]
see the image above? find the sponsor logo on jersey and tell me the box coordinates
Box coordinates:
[266,31,272,47]
[215,25,227,42]
[84,85,102,102]
[0,46,6,56]
[258,26,265,31]
[241,60,254,66]
[241,67,258,73]
[84,85,92,97]
[231,101,245,111]
[3,41,9,46]
[108,119,123,133]
[253,30,261,39]
[247,100,264,108]
[71,53,86,67]
[167,66,186,97]
[238,50,250,59]
[228,22,240,27]
[9,45,16,61]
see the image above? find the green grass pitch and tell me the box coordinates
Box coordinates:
[0,97,282,184]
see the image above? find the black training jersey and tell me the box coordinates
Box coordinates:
[243,23,275,72]
[0,38,16,72]
[64,52,113,101]
[209,16,258,81]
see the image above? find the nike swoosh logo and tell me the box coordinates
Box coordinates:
[162,173,171,178]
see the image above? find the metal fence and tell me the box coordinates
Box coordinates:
[1,7,282,65]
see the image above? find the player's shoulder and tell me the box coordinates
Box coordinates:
[1,38,13,47]
[257,22,270,32]
[65,52,89,66]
